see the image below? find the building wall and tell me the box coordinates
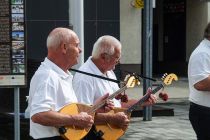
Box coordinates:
[83,0,120,61]
[120,0,210,74]
[120,0,142,64]
[186,1,209,60]
[82,0,121,78]
[26,0,69,61]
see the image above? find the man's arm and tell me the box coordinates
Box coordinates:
[194,76,210,91]
[94,93,114,113]
[31,111,93,128]
[121,89,157,108]
[94,112,129,130]
[189,53,210,91]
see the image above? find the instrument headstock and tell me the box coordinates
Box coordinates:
[161,73,178,86]
[124,74,140,88]
[157,73,178,101]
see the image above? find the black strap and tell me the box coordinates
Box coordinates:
[70,68,121,83]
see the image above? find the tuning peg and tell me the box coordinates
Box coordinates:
[136,80,140,85]
[124,74,131,82]
[159,92,168,101]
[163,73,168,78]
[161,73,168,81]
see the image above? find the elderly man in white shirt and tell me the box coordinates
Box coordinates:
[73,35,157,139]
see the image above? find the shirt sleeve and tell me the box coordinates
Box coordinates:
[30,81,56,117]
[73,75,95,105]
[188,52,210,85]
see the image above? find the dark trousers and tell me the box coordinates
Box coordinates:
[82,126,103,140]
[30,136,64,140]
[189,102,210,140]
[31,126,102,140]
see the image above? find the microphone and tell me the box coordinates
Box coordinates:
[123,71,157,81]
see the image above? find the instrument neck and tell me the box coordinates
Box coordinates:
[126,84,164,113]
[88,86,128,114]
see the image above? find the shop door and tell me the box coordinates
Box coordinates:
[163,0,186,61]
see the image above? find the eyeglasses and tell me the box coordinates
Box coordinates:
[105,53,121,64]
[115,57,120,64]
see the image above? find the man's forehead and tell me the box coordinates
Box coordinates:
[69,35,80,43]
[115,47,121,53]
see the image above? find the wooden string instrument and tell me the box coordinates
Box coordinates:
[95,73,178,140]
[58,74,140,140]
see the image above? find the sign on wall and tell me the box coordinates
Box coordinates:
[130,0,156,8]
[0,0,26,87]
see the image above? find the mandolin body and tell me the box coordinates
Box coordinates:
[59,103,94,140]
[95,108,131,140]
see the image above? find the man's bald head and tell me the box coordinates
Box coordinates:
[46,27,78,50]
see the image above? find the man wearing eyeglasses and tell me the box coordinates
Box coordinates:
[73,35,157,139]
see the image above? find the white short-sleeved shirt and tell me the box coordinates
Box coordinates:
[73,57,121,107]
[188,39,210,107]
[25,58,77,139]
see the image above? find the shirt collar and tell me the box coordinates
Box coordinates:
[44,57,72,79]
[204,38,210,45]
[87,56,106,76]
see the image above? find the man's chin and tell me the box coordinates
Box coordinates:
[71,60,80,68]
[108,68,115,71]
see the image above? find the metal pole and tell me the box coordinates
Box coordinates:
[143,0,153,121]
[14,87,20,140]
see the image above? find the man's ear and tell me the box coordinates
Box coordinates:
[101,53,106,60]
[61,43,67,54]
